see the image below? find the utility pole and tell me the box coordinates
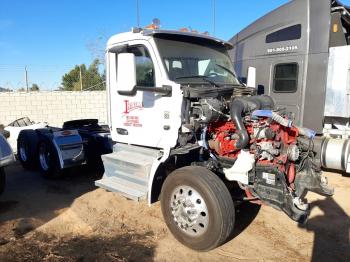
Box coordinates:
[136,0,140,27]
[79,65,83,91]
[25,66,29,92]
[212,0,216,36]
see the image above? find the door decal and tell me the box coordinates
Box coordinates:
[123,100,144,115]
[124,116,142,127]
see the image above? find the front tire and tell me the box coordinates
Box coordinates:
[160,166,235,251]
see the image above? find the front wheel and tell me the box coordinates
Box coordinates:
[160,166,235,251]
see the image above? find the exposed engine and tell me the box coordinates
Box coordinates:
[181,92,334,223]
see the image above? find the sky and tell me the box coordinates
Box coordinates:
[1,0,350,90]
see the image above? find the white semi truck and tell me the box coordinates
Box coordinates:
[17,28,350,251]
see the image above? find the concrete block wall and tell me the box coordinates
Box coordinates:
[0,91,107,127]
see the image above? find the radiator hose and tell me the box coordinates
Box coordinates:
[230,99,250,149]
[252,110,316,139]
[252,110,292,128]
[230,95,274,149]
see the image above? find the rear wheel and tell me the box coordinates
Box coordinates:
[17,130,38,170]
[0,167,5,194]
[160,166,235,251]
[38,138,61,178]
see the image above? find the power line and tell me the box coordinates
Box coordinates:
[212,0,216,36]
[84,80,106,91]
[25,66,29,92]
[79,65,83,91]
[136,0,140,27]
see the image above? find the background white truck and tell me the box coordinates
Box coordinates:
[17,28,349,251]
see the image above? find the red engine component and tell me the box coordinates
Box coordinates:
[207,117,300,178]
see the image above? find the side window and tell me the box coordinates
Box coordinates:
[266,24,302,43]
[128,46,155,87]
[273,63,298,93]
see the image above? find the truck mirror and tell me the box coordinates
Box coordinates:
[247,66,257,88]
[117,53,136,93]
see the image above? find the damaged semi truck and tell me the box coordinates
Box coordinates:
[230,0,350,139]
[17,28,349,251]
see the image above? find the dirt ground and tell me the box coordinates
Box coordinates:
[0,162,349,262]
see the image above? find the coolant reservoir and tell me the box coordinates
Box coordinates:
[223,151,255,184]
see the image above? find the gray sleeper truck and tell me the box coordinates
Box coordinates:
[230,0,350,139]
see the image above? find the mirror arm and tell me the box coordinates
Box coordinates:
[137,85,172,96]
[118,85,172,97]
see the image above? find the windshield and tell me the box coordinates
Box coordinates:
[155,37,241,85]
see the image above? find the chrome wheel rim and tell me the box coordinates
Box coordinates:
[170,185,209,237]
[39,144,49,171]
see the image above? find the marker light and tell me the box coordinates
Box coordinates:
[333,23,339,33]
[145,24,158,30]
[61,130,72,136]
[144,18,161,30]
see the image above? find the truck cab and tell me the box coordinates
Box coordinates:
[229,0,350,138]
[105,29,236,149]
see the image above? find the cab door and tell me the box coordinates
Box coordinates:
[107,40,181,149]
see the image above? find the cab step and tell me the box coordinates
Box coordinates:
[95,176,148,201]
[95,143,161,201]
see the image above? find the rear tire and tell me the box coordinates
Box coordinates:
[0,167,5,194]
[17,130,38,170]
[37,137,62,178]
[160,166,235,251]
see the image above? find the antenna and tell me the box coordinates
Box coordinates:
[136,0,140,27]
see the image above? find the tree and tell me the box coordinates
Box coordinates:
[0,87,12,92]
[61,65,85,91]
[84,59,105,90]
[30,83,40,91]
[17,84,40,92]
[61,59,105,91]
[86,35,107,65]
